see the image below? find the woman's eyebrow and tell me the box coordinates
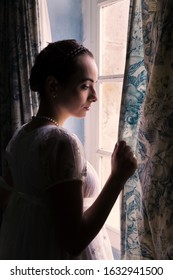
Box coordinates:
[79,78,97,83]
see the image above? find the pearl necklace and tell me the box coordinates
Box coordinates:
[32,116,59,126]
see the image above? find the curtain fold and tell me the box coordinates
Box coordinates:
[119,0,148,259]
[0,0,41,175]
[120,0,173,259]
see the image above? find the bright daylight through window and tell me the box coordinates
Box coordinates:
[84,0,130,253]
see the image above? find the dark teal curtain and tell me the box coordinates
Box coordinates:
[0,0,40,175]
[120,0,173,259]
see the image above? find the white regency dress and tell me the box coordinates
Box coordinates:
[0,124,113,260]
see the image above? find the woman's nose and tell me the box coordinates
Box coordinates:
[88,88,98,102]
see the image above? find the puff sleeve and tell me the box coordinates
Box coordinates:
[39,128,87,188]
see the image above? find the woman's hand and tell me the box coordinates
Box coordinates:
[111,140,137,184]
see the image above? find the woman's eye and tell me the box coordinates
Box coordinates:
[81,84,89,90]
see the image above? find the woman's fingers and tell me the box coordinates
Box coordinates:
[114,141,133,159]
[111,140,137,181]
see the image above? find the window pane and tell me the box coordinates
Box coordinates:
[100,156,120,230]
[100,155,111,186]
[100,81,122,151]
[100,0,129,75]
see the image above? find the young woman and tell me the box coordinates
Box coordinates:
[0,40,137,259]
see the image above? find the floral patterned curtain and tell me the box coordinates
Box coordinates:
[120,0,173,259]
[119,0,147,259]
[0,0,41,175]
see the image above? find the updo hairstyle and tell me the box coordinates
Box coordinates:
[29,39,93,95]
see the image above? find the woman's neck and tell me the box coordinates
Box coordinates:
[36,99,69,126]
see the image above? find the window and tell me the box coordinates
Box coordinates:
[83,0,130,253]
[38,0,52,49]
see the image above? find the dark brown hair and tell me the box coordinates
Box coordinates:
[29,39,93,94]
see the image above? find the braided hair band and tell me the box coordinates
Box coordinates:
[66,45,87,59]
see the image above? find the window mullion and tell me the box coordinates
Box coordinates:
[99,74,124,81]
[96,148,112,157]
[98,0,124,7]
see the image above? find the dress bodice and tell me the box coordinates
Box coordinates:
[0,124,113,260]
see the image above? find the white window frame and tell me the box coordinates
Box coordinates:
[83,0,127,166]
[38,0,52,49]
[82,0,129,253]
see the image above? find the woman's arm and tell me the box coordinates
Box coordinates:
[47,140,137,256]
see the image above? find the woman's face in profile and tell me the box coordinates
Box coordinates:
[57,54,98,119]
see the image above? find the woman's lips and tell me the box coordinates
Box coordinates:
[84,106,91,111]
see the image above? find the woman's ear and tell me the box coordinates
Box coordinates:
[46,76,59,98]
